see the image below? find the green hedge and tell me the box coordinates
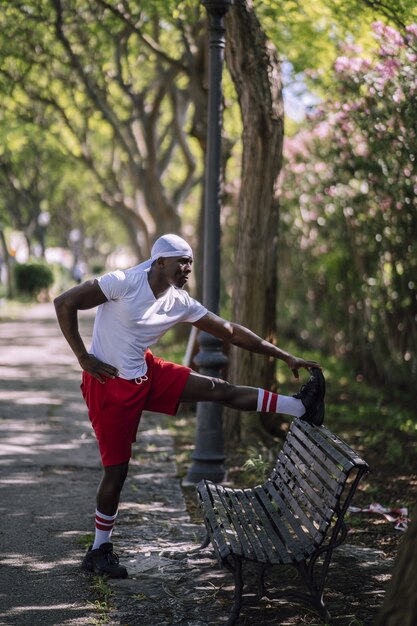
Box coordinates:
[14,261,54,297]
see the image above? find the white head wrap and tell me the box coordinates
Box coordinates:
[137,234,193,272]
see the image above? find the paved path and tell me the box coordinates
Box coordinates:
[0,303,391,626]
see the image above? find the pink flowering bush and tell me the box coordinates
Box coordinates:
[280,22,417,385]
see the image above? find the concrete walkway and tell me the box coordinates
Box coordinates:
[0,303,391,626]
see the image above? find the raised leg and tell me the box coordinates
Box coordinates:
[181,371,258,410]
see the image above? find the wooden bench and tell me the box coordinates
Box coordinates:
[196,418,369,625]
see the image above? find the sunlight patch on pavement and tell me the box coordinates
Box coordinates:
[15,396,62,406]
[5,603,94,616]
[0,473,38,485]
[0,390,62,405]
[0,553,75,571]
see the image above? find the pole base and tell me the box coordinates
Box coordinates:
[183,460,226,486]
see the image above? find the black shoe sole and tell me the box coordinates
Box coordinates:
[81,559,94,573]
[311,399,325,426]
[81,556,128,578]
[302,367,326,426]
[81,563,128,578]
[93,566,128,578]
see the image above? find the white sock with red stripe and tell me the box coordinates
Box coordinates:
[92,510,118,550]
[257,389,304,417]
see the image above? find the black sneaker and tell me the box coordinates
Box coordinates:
[293,367,326,426]
[81,542,128,578]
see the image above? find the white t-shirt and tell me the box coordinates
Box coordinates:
[90,266,207,379]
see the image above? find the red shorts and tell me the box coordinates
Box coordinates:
[81,350,191,466]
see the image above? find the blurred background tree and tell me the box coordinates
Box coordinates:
[0,0,209,261]
[279,21,417,391]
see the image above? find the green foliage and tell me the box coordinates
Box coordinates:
[279,22,417,389]
[75,532,94,550]
[14,261,54,297]
[0,0,209,261]
[254,0,417,82]
[242,450,273,484]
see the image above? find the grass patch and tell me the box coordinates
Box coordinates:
[88,576,114,625]
[76,533,94,551]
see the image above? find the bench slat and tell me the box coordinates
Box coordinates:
[274,451,335,521]
[263,478,324,545]
[282,433,345,492]
[292,420,364,471]
[209,484,278,562]
[227,488,273,561]
[241,488,292,563]
[216,487,264,561]
[303,421,368,468]
[210,486,251,559]
[267,465,332,538]
[198,481,241,560]
[253,485,313,558]
[274,447,341,510]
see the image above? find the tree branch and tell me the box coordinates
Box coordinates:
[169,87,197,207]
[51,0,139,170]
[95,0,188,72]
[360,0,406,29]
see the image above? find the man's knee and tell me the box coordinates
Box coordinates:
[210,378,236,401]
[102,462,129,492]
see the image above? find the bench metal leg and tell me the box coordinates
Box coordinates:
[296,560,332,624]
[256,563,269,600]
[224,557,244,626]
[188,531,211,554]
[198,531,211,550]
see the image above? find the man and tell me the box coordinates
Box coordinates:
[54,233,325,579]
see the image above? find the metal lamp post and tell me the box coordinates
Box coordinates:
[37,211,51,258]
[184,0,232,486]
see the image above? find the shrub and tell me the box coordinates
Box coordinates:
[14,261,54,297]
[280,22,417,387]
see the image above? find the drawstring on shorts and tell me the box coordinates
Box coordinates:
[134,375,148,385]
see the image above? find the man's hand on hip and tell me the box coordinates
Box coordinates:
[79,354,118,384]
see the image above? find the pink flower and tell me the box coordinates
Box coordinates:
[292,162,307,174]
[379,43,403,57]
[372,21,386,37]
[405,24,417,38]
[377,57,401,77]
[372,21,404,47]
[313,121,331,139]
[393,88,404,103]
[380,197,392,211]
[334,56,369,74]
[343,42,364,55]
[314,162,327,174]
[334,56,350,73]
[354,141,369,157]
[325,186,338,198]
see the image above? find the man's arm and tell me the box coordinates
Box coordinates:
[193,311,319,380]
[54,279,118,383]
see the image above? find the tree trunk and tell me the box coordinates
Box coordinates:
[374,504,417,626]
[0,229,14,298]
[223,0,284,445]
